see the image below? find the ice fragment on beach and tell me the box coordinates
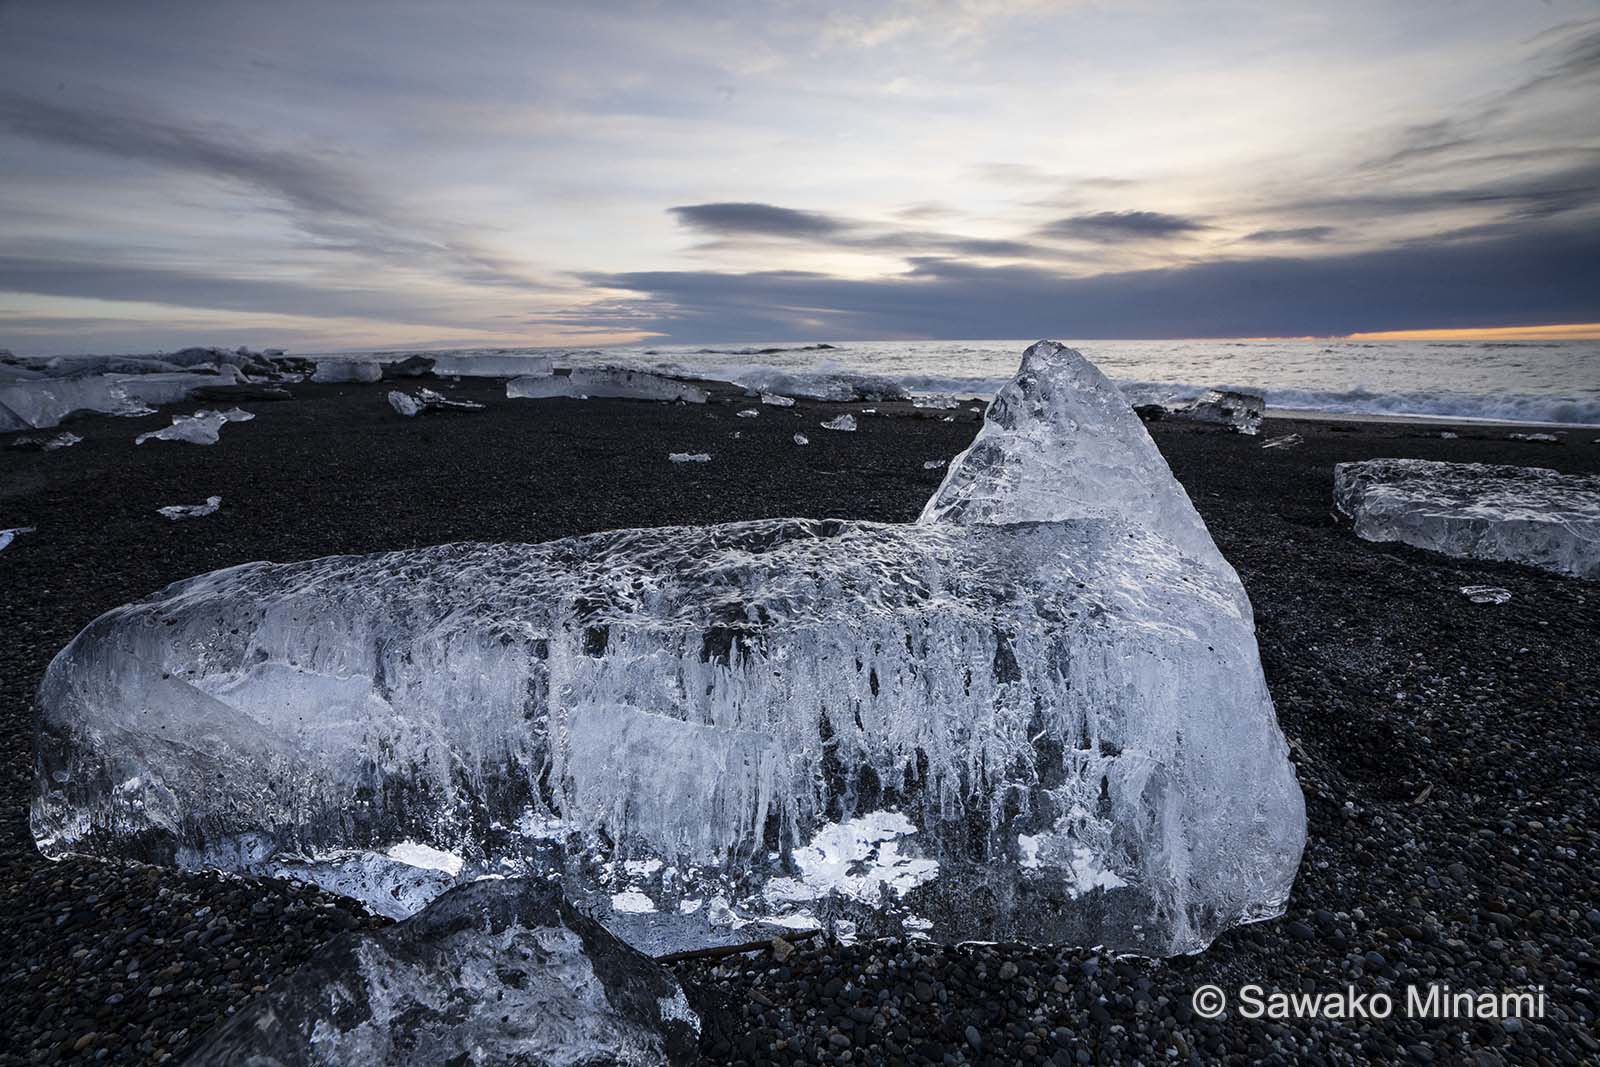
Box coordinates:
[0,371,233,433]
[733,369,906,402]
[923,459,947,470]
[1508,432,1560,443]
[428,352,554,378]
[157,496,222,521]
[667,452,711,463]
[387,390,420,417]
[388,388,484,416]
[134,407,253,446]
[1261,433,1303,450]
[1172,389,1265,435]
[0,526,34,552]
[32,339,1304,958]
[181,877,699,1067]
[759,392,795,407]
[792,433,809,445]
[913,396,960,410]
[1334,458,1600,579]
[508,368,708,404]
[736,409,759,418]
[311,360,382,384]
[1460,585,1513,605]
[820,414,856,432]
[7,431,82,451]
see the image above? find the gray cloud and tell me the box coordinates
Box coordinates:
[1241,226,1338,243]
[0,92,541,289]
[576,221,1600,341]
[1036,211,1207,241]
[668,200,1046,259]
[669,202,850,238]
[0,254,470,324]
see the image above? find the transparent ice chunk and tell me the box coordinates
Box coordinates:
[1334,458,1600,579]
[508,368,708,404]
[134,407,253,446]
[182,877,699,1066]
[32,340,1304,958]
[820,414,856,432]
[157,496,222,521]
[1173,389,1265,435]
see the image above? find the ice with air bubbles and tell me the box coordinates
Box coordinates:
[31,340,1304,957]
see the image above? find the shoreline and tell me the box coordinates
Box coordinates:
[2,376,1596,1066]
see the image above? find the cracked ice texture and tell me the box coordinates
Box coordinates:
[1335,458,1600,579]
[32,341,1304,957]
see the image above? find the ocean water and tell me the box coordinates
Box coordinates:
[352,338,1600,427]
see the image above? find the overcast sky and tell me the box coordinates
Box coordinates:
[1,0,1598,353]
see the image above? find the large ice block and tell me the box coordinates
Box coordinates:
[507,367,708,404]
[1334,458,1600,579]
[0,369,239,433]
[32,341,1303,957]
[182,877,699,1066]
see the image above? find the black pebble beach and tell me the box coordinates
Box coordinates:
[1,377,1596,1066]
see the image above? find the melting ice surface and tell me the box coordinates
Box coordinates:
[1335,459,1600,580]
[32,341,1305,957]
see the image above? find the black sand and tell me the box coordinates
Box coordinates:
[1,378,1596,1065]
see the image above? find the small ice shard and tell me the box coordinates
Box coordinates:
[820,414,857,432]
[667,452,711,463]
[792,433,809,445]
[736,409,759,418]
[157,496,222,521]
[1334,459,1600,579]
[1173,389,1265,435]
[759,392,795,408]
[1439,431,1459,439]
[913,396,960,410]
[310,360,382,384]
[0,526,35,551]
[1460,585,1513,604]
[32,340,1304,958]
[181,878,699,1067]
[134,407,253,446]
[922,459,947,470]
[1261,433,1303,450]
[387,390,420,417]
[7,431,82,452]
[1509,432,1560,443]
[508,368,708,404]
[388,388,484,416]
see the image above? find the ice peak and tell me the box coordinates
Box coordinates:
[919,340,1226,569]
